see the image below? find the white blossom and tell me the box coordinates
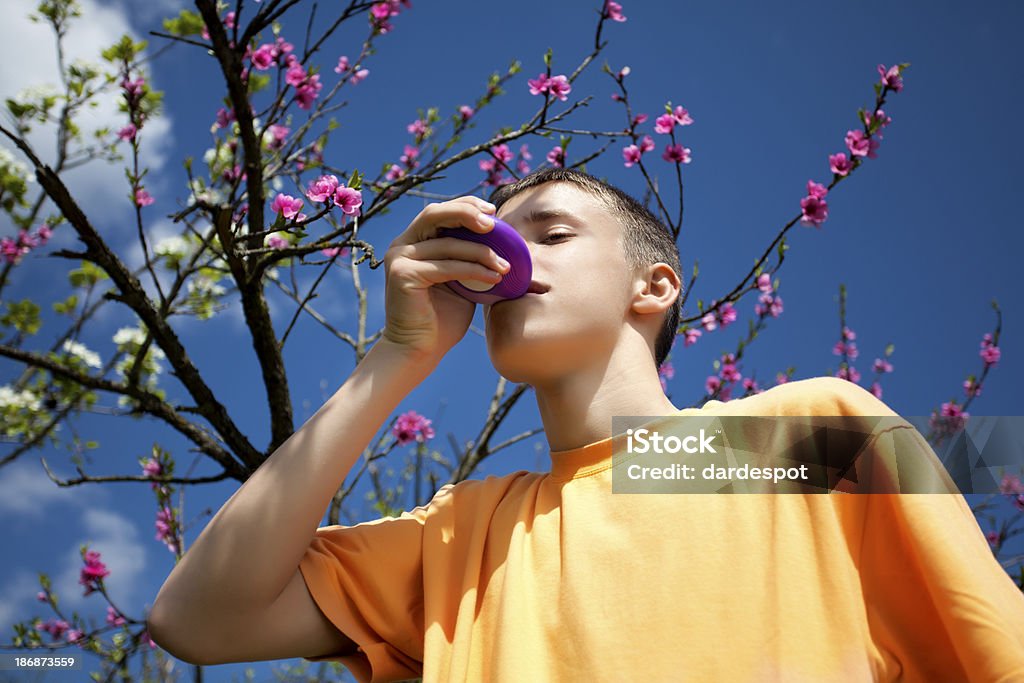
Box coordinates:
[0,385,42,411]
[154,235,189,259]
[61,339,102,369]
[188,275,226,297]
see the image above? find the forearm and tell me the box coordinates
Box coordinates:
[150,339,434,622]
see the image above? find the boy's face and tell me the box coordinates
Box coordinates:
[482,181,637,384]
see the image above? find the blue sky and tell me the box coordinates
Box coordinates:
[1,0,1021,680]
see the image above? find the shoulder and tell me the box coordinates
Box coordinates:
[721,375,901,418]
[425,469,543,510]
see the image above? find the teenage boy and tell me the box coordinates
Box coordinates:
[148,168,1024,682]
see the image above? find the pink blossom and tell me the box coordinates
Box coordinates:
[134,189,155,207]
[392,410,435,445]
[701,311,717,331]
[528,73,550,96]
[407,118,428,136]
[639,135,655,153]
[617,65,631,80]
[873,358,893,373]
[845,129,871,158]
[672,106,693,126]
[754,292,783,318]
[294,75,322,109]
[106,606,126,627]
[654,114,675,134]
[546,75,571,101]
[604,0,627,22]
[799,195,828,227]
[981,345,1001,366]
[215,107,235,129]
[806,180,828,199]
[117,124,137,142]
[683,327,702,346]
[999,473,1024,495]
[742,377,761,394]
[829,152,852,176]
[322,246,352,258]
[870,382,883,399]
[286,63,309,87]
[386,164,405,180]
[266,235,289,250]
[863,108,892,133]
[492,144,513,163]
[121,77,145,100]
[266,124,289,151]
[842,326,856,340]
[350,68,369,85]
[1,238,25,264]
[658,361,674,392]
[400,144,419,169]
[37,590,47,602]
[776,372,789,385]
[306,174,340,203]
[546,146,565,167]
[334,55,350,73]
[528,73,571,100]
[519,144,532,161]
[79,550,109,596]
[459,105,474,121]
[632,113,648,126]
[756,273,772,293]
[981,332,994,348]
[333,186,363,216]
[963,378,981,397]
[251,44,276,70]
[718,302,737,327]
[705,375,721,395]
[36,618,70,639]
[835,365,861,383]
[271,194,303,219]
[878,64,903,92]
[662,144,691,164]
[37,224,52,242]
[720,358,741,383]
[833,341,859,359]
[275,37,294,56]
[622,144,642,168]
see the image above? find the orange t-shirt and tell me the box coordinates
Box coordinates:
[299,377,1024,682]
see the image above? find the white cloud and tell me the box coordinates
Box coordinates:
[0,459,101,518]
[0,460,149,630]
[0,0,175,236]
[54,507,147,612]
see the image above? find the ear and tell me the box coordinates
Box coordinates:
[631,262,680,317]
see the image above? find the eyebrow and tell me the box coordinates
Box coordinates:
[521,208,585,225]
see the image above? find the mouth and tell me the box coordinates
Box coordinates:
[526,280,550,294]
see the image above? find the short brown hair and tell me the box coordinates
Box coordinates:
[488,167,682,368]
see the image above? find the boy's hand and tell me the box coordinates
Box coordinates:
[380,196,510,365]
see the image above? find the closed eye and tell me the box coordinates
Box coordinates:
[542,232,574,243]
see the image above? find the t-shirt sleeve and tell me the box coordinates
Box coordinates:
[859,424,1024,682]
[298,484,455,683]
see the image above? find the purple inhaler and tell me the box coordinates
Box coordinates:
[438,218,532,305]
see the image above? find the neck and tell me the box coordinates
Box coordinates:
[533,339,679,452]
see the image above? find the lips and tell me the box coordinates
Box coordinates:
[526,280,550,294]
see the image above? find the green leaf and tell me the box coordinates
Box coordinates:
[162,9,206,37]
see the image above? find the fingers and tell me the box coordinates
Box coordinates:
[396,257,506,290]
[392,196,497,248]
[399,237,511,275]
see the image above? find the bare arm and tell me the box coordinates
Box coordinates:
[146,196,504,665]
[146,339,434,664]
